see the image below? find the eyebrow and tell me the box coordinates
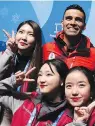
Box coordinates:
[39,70,55,75]
[65,81,86,85]
[19,29,34,32]
[39,70,51,73]
[75,17,84,22]
[65,16,72,18]
[65,82,72,85]
[65,16,83,21]
[78,81,86,83]
[65,16,72,19]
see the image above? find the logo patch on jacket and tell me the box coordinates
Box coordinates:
[48,52,55,60]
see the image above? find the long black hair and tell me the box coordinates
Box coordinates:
[17,20,42,91]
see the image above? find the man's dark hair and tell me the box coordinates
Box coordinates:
[63,4,86,23]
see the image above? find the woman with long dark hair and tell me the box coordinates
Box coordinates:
[0,20,42,92]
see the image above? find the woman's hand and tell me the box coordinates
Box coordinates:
[74,106,90,122]
[15,67,36,85]
[3,29,18,53]
[74,101,95,122]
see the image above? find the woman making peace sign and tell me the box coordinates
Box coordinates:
[0,20,42,92]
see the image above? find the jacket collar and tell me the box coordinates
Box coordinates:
[37,100,67,120]
[54,31,91,56]
[31,93,68,119]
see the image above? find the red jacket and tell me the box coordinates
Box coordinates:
[11,92,73,126]
[88,109,95,126]
[43,31,95,71]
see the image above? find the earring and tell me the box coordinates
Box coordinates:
[61,83,63,86]
[90,96,92,100]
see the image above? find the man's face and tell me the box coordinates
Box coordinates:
[62,9,85,37]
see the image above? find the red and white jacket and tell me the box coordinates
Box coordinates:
[43,31,95,71]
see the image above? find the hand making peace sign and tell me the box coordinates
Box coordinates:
[74,101,95,122]
[3,29,18,53]
[15,67,36,85]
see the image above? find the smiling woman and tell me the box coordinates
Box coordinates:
[0,20,42,92]
[16,23,36,56]
[0,59,73,126]
[37,59,65,100]
[65,67,92,107]
[65,66,95,126]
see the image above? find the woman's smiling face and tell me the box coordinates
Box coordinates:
[37,63,62,94]
[16,24,35,54]
[65,70,91,107]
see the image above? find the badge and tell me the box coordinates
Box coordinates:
[48,52,55,60]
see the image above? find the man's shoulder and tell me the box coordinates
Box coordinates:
[82,34,94,47]
[43,41,60,50]
[90,47,95,55]
[43,41,56,47]
[42,41,63,61]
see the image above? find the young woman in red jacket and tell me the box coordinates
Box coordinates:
[64,66,95,126]
[0,59,73,126]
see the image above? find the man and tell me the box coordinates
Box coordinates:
[43,4,95,71]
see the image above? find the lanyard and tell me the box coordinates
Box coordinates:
[26,107,37,126]
[17,59,30,92]
[15,55,31,91]
[24,60,31,73]
[52,110,64,126]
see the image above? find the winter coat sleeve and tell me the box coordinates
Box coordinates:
[65,121,87,126]
[0,75,16,90]
[0,95,24,114]
[0,49,15,80]
[0,75,24,114]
